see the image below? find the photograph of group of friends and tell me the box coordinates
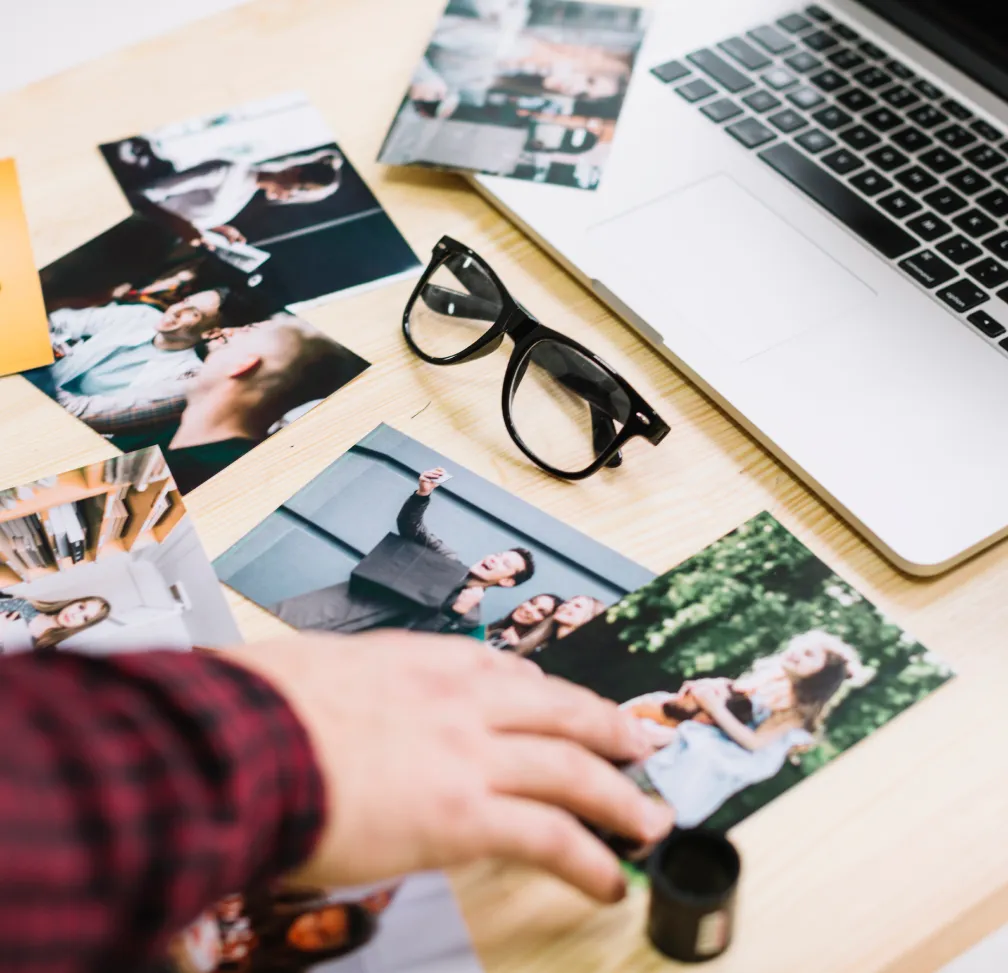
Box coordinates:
[101,92,421,306]
[25,212,370,494]
[155,872,482,973]
[0,450,239,657]
[536,512,954,849]
[379,0,649,190]
[212,424,653,645]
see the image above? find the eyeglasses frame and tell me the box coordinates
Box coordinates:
[402,236,670,480]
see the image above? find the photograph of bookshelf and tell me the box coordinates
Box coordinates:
[0,448,184,585]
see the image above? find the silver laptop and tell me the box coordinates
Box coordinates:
[472,0,1008,577]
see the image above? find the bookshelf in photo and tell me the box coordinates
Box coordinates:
[0,449,185,586]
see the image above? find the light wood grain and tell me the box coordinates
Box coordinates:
[3,2,1008,970]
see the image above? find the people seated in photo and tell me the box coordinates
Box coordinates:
[48,288,230,430]
[0,593,111,654]
[622,686,756,751]
[628,631,868,829]
[272,467,536,635]
[112,314,361,494]
[485,593,561,652]
[138,148,344,248]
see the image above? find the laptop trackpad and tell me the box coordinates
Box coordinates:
[587,174,874,362]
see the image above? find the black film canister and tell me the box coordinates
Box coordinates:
[646,829,741,963]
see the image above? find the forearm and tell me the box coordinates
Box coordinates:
[0,651,324,973]
[705,704,761,751]
[56,389,186,434]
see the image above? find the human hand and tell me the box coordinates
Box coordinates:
[112,282,133,299]
[0,611,21,622]
[410,77,449,103]
[417,468,447,496]
[690,680,732,712]
[226,632,674,903]
[211,225,247,245]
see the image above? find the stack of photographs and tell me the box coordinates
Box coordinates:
[379,0,650,191]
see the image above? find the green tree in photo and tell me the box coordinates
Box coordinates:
[540,512,953,832]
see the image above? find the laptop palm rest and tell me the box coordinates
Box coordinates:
[586,173,875,363]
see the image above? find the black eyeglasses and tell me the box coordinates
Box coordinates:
[403,236,669,479]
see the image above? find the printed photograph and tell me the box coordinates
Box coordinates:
[101,92,421,306]
[0,448,240,655]
[154,873,483,973]
[24,213,370,494]
[379,0,649,190]
[213,424,654,645]
[535,512,954,843]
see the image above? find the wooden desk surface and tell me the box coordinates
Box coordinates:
[3,1,1008,970]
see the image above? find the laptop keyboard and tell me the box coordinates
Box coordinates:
[651,4,1008,350]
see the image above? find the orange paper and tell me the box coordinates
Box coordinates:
[0,159,53,376]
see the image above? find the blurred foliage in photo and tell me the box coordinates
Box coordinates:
[540,512,953,832]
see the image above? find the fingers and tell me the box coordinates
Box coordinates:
[472,670,653,763]
[489,735,674,845]
[479,797,627,903]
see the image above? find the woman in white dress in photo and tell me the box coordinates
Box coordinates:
[623,630,869,829]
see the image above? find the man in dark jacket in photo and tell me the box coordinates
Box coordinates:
[272,467,535,634]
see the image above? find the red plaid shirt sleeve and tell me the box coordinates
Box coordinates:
[0,650,326,973]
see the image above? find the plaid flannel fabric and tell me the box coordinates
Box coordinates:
[0,650,325,973]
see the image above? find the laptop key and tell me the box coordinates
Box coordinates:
[923,187,969,215]
[822,148,864,174]
[971,119,1004,142]
[803,30,839,51]
[833,23,860,41]
[762,67,798,90]
[788,86,825,109]
[886,59,915,80]
[899,250,958,288]
[908,104,947,128]
[878,191,922,218]
[993,167,1008,188]
[941,98,972,121]
[913,79,943,100]
[977,189,1008,218]
[652,60,691,83]
[785,51,822,73]
[839,125,881,150]
[891,127,933,152]
[676,79,717,102]
[828,48,865,71]
[837,89,876,112]
[748,25,796,54]
[967,258,1008,289]
[805,5,833,22]
[963,144,1006,171]
[718,37,773,70]
[810,69,848,92]
[948,168,991,195]
[919,148,961,174]
[906,213,952,242]
[757,142,918,257]
[937,279,988,312]
[795,129,836,154]
[863,108,902,132]
[768,109,808,133]
[953,209,998,239]
[743,90,782,113]
[813,105,853,130]
[688,49,755,93]
[895,166,939,192]
[778,13,813,33]
[853,66,891,89]
[850,169,892,196]
[866,145,910,172]
[859,40,887,60]
[702,98,744,123]
[725,117,777,148]
[984,231,1008,261]
[937,235,983,264]
[935,124,977,150]
[880,85,920,110]
[967,309,1006,338]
